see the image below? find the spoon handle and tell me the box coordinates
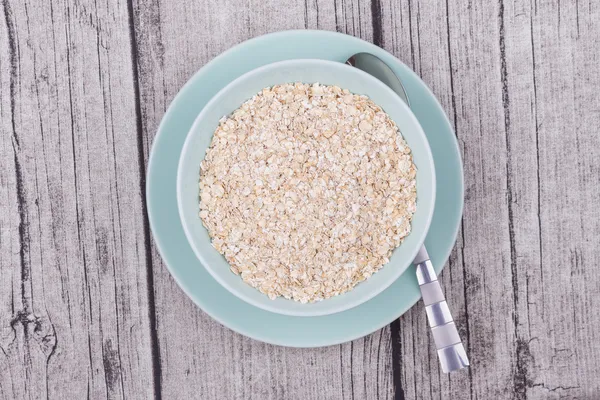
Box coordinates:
[415,246,469,373]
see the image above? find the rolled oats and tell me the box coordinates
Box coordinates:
[199,83,417,303]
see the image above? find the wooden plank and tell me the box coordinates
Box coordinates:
[132,0,395,398]
[441,0,521,388]
[378,1,476,398]
[500,1,544,397]
[0,0,155,398]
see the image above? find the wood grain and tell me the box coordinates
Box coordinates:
[1,0,599,399]
[0,0,155,398]
[525,1,600,397]
[382,0,600,398]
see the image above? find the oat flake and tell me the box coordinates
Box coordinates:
[199,83,417,303]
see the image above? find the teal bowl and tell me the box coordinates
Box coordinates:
[177,59,436,317]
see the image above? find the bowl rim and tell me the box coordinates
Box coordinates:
[176,58,436,316]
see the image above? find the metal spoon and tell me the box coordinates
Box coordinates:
[346,52,469,373]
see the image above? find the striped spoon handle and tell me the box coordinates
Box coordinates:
[414,246,469,373]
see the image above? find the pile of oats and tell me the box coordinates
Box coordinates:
[199,83,417,303]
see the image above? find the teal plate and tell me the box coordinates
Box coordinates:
[147,30,463,347]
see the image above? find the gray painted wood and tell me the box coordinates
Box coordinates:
[384,0,600,398]
[1,0,599,399]
[0,0,155,398]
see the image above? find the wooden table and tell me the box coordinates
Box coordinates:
[1,0,598,398]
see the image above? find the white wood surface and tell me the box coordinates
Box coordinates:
[1,0,599,398]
